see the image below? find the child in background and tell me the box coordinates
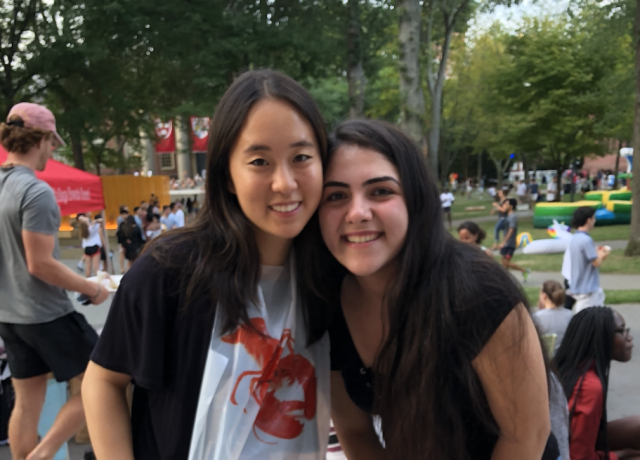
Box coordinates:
[499,198,531,282]
[78,214,103,278]
[533,280,573,355]
[457,221,493,257]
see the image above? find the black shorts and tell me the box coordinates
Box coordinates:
[0,312,98,382]
[84,245,100,257]
[500,246,516,259]
[443,206,451,214]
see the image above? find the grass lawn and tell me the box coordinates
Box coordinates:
[456,217,632,243]
[523,287,640,306]
[450,196,496,220]
[493,249,640,275]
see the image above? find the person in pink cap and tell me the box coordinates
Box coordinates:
[0,102,109,460]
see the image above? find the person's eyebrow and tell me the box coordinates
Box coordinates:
[244,139,314,153]
[323,181,349,189]
[290,140,315,148]
[363,176,400,186]
[244,144,270,153]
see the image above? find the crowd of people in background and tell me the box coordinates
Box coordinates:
[455,204,640,460]
[168,172,205,190]
[447,166,629,207]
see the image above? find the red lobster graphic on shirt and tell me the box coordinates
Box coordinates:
[221,317,317,444]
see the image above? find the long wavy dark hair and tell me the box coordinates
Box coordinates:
[554,307,615,458]
[147,69,330,344]
[309,119,531,459]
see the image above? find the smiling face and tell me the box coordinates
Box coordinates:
[612,311,633,362]
[319,145,408,278]
[228,98,323,245]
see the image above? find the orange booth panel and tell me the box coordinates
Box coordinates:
[100,176,171,230]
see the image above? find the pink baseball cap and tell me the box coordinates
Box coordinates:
[6,102,65,146]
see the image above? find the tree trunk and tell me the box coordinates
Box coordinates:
[347,0,365,118]
[477,151,482,183]
[70,129,85,171]
[556,165,564,203]
[614,139,622,190]
[626,0,640,256]
[398,0,425,147]
[490,153,510,190]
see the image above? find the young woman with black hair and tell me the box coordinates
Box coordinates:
[116,214,145,265]
[457,220,493,257]
[82,70,332,460]
[555,307,640,460]
[315,119,557,460]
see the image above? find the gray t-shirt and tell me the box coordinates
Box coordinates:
[0,166,74,324]
[504,213,518,248]
[533,308,573,353]
[568,231,599,295]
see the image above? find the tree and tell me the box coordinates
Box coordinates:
[496,17,612,199]
[422,0,523,177]
[627,0,640,255]
[398,0,425,145]
[347,0,365,117]
[0,0,40,117]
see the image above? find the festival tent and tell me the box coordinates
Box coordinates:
[0,146,114,274]
[0,146,104,215]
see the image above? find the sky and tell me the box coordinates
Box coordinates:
[468,0,572,37]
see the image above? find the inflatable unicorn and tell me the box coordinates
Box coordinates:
[523,220,573,254]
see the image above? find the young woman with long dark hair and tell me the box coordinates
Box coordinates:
[555,307,640,460]
[313,119,556,460]
[82,70,332,460]
[116,214,144,266]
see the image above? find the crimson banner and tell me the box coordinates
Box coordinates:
[155,119,176,153]
[190,116,210,152]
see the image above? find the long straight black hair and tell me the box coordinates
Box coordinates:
[148,69,330,344]
[309,119,531,459]
[554,307,615,458]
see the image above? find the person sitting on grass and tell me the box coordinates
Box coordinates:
[533,280,573,355]
[555,307,640,460]
[457,221,493,257]
[499,198,531,282]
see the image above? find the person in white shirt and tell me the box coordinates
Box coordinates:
[546,176,558,202]
[78,214,104,277]
[440,187,455,230]
[516,179,528,206]
[173,202,186,228]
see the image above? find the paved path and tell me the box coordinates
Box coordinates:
[510,270,640,291]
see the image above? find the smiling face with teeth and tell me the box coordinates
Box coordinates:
[228,99,323,263]
[319,145,408,278]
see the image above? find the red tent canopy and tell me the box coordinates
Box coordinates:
[0,146,104,216]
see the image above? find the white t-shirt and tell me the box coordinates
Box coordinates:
[188,258,330,460]
[546,182,557,202]
[440,192,455,208]
[488,187,496,197]
[517,183,527,196]
[82,222,102,248]
[174,209,185,228]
